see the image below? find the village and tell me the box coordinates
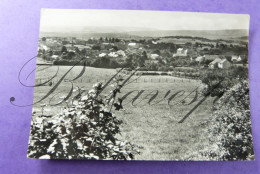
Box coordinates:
[25,8,254,162]
[37,36,248,78]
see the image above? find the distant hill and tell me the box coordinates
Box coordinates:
[40,29,248,41]
[232,36,249,40]
[40,31,136,39]
[127,29,249,40]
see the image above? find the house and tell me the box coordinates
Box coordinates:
[73,45,91,50]
[201,46,212,51]
[150,54,160,60]
[195,55,205,63]
[128,42,137,47]
[39,44,49,51]
[175,48,188,56]
[204,55,222,61]
[218,59,231,69]
[99,53,107,57]
[128,42,139,49]
[108,52,118,58]
[231,55,242,62]
[116,50,126,57]
[51,55,59,59]
[208,58,222,69]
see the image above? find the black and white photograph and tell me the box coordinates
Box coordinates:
[27,9,254,161]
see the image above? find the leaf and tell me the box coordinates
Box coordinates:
[113,103,123,111]
[106,133,116,144]
[129,153,134,160]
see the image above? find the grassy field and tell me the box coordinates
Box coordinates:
[32,65,216,160]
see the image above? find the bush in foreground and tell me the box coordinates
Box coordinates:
[28,82,140,160]
[200,80,254,160]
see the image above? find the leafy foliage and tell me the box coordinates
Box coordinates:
[28,80,140,160]
[200,66,248,98]
[200,80,254,160]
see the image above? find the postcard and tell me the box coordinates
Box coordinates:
[26,9,254,160]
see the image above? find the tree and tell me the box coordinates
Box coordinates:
[200,72,227,98]
[152,49,161,55]
[109,59,120,68]
[185,42,192,47]
[87,39,93,44]
[136,54,146,67]
[203,59,212,66]
[92,45,101,51]
[75,47,80,54]
[61,46,67,54]
[90,58,101,67]
[100,57,110,67]
[81,48,87,56]
[225,56,232,62]
[150,63,158,71]
[125,56,133,68]
[170,44,176,53]
[142,51,148,60]
[189,61,198,67]
[231,66,248,79]
[67,51,76,60]
[48,50,53,56]
[112,46,118,51]
[204,81,254,160]
[220,44,226,49]
[62,40,69,45]
[158,66,166,72]
[241,57,248,64]
[42,37,46,41]
[161,50,171,58]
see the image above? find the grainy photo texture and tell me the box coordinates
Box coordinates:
[25,9,254,160]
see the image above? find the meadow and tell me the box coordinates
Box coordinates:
[32,65,216,160]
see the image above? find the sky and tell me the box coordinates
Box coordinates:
[40,9,250,32]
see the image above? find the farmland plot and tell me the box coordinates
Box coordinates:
[32,65,215,160]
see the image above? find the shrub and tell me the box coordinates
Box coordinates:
[200,80,254,160]
[28,81,140,160]
[53,59,87,66]
[138,67,148,71]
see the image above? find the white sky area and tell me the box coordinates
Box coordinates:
[40,9,249,32]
